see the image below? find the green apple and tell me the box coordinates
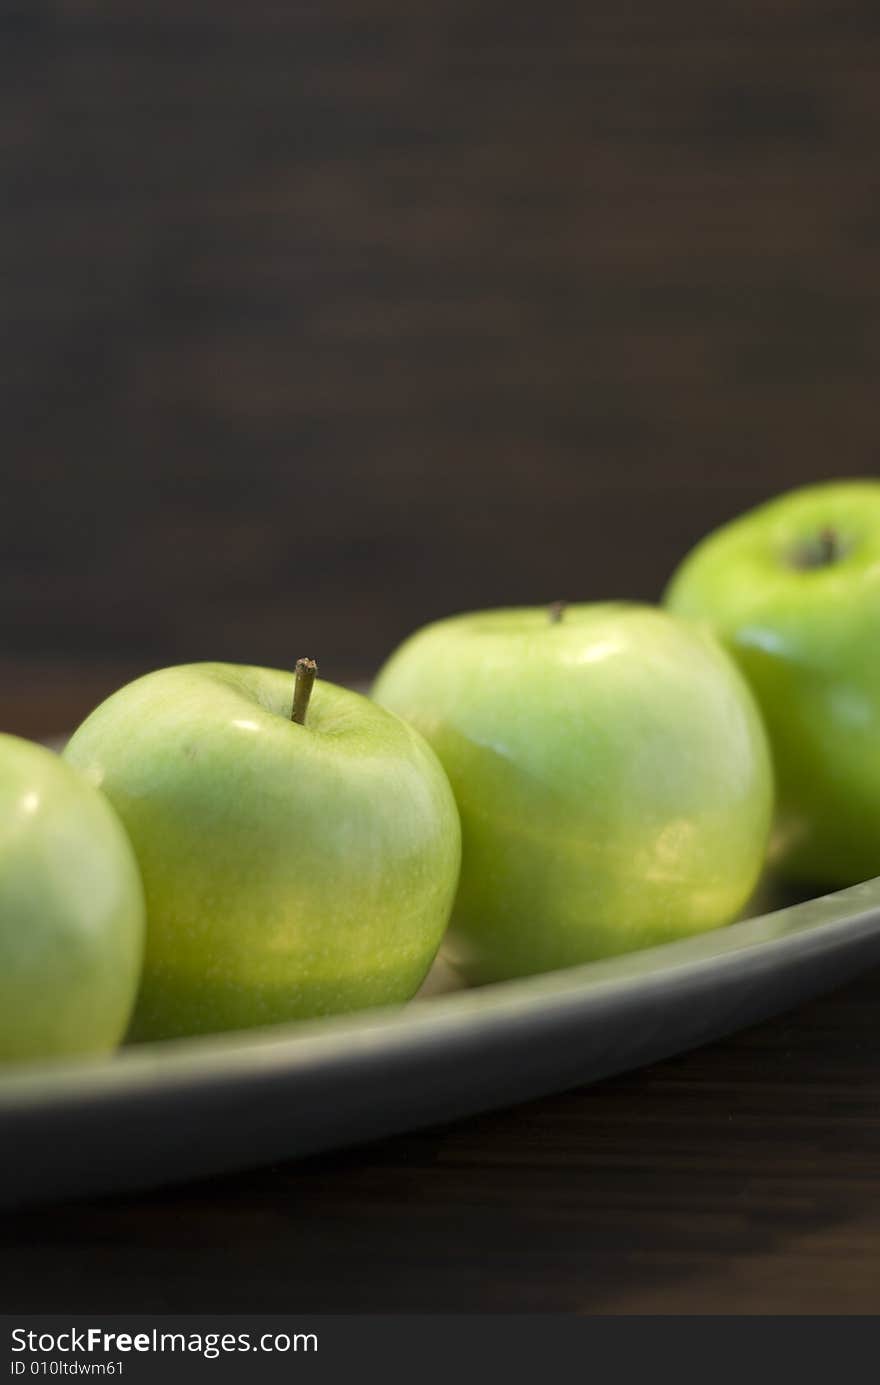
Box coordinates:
[63,662,461,1041]
[373,603,773,983]
[0,734,144,1063]
[665,479,880,887]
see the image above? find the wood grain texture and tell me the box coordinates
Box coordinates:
[2,647,880,1316]
[5,5,880,1313]
[3,928,880,1314]
[3,3,880,678]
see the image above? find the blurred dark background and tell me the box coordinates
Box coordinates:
[3,2,880,728]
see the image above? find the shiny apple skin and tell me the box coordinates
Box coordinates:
[0,734,145,1062]
[64,665,461,1041]
[666,479,880,887]
[373,603,773,983]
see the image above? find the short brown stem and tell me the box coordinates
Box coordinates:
[818,526,838,565]
[292,657,318,725]
[792,526,842,570]
[548,600,567,624]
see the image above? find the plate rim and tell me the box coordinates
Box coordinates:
[2,874,879,1115]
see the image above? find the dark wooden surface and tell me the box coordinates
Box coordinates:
[3,3,880,678]
[4,668,880,1315]
[5,4,880,1314]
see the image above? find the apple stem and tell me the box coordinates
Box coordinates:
[292,658,318,726]
[548,601,567,624]
[818,526,838,564]
[793,526,841,569]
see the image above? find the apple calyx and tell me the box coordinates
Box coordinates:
[548,601,567,624]
[791,526,842,571]
[292,658,318,726]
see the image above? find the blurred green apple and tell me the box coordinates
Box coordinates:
[665,479,880,886]
[0,734,144,1063]
[373,603,772,983]
[64,662,460,1041]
